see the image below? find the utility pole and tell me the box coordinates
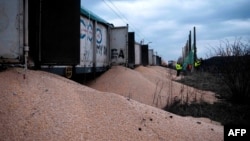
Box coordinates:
[193,26,197,62]
[189,30,191,52]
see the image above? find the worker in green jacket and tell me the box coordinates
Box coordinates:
[176,63,182,76]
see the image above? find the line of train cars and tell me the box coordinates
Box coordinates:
[0,0,162,78]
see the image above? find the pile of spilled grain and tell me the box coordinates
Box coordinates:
[0,68,223,141]
[87,65,218,108]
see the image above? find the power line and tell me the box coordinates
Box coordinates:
[102,0,149,43]
[102,0,127,25]
[106,0,130,26]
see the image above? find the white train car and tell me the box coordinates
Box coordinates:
[78,8,111,73]
[0,0,25,64]
[96,23,109,71]
[134,42,142,66]
[79,8,129,73]
[110,26,129,65]
[79,15,94,73]
[148,49,154,65]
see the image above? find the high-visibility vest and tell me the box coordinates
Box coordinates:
[195,60,201,67]
[176,64,182,70]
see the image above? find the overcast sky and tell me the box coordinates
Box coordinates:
[81,0,250,61]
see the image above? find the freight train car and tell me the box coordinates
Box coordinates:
[134,42,142,66]
[141,45,149,66]
[31,0,81,78]
[79,8,130,74]
[128,32,135,68]
[0,0,162,78]
[0,0,81,78]
[0,0,127,78]
[152,55,162,66]
[42,6,113,77]
[148,49,154,65]
[0,0,26,64]
[110,26,129,65]
[78,7,112,73]
[156,55,162,66]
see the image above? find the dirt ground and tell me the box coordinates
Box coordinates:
[0,67,223,141]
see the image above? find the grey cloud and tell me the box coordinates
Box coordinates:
[81,0,250,61]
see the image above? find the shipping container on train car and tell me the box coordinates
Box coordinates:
[153,54,161,66]
[78,15,94,73]
[148,49,154,65]
[95,22,109,72]
[1,0,80,71]
[28,0,80,77]
[128,32,135,68]
[141,45,149,66]
[153,54,157,65]
[156,56,162,66]
[29,0,80,65]
[110,25,128,65]
[134,42,142,66]
[0,0,24,64]
[76,7,111,73]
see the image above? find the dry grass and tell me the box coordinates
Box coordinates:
[166,70,250,126]
[175,72,230,99]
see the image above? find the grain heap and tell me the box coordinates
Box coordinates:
[0,68,223,141]
[88,66,217,108]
